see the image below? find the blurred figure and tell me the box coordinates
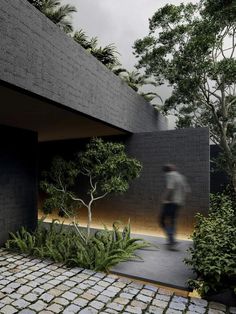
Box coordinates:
[160,164,190,246]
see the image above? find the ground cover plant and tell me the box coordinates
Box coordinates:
[6,137,149,271]
[6,220,150,272]
[185,193,236,297]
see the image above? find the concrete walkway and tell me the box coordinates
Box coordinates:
[0,248,234,314]
[42,223,193,289]
[43,223,193,290]
[112,235,194,290]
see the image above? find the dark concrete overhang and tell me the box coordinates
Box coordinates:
[0,83,126,142]
[0,0,167,135]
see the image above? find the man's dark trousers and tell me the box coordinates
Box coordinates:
[160,203,179,244]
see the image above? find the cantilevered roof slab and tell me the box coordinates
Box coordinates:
[0,0,167,135]
[0,84,125,141]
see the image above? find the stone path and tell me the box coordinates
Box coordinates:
[0,249,234,314]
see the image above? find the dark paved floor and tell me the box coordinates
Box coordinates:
[111,235,194,290]
[43,223,194,291]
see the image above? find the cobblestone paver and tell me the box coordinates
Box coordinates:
[0,249,232,313]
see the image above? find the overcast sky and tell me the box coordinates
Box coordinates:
[63,0,192,70]
[62,0,197,128]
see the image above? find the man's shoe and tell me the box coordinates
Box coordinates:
[167,240,179,246]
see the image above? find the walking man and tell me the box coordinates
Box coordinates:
[160,164,190,246]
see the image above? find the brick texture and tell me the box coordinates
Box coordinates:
[0,0,209,240]
[0,0,167,133]
[0,125,38,245]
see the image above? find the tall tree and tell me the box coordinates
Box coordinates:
[134,0,236,193]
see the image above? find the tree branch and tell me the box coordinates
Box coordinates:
[70,195,87,208]
[53,186,65,193]
[60,207,87,242]
[93,192,109,201]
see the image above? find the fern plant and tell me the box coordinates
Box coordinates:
[6,227,36,253]
[6,220,151,272]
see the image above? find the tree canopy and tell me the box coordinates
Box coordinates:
[134,0,236,192]
[41,138,142,239]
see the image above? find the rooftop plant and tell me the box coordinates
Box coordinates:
[27,0,162,107]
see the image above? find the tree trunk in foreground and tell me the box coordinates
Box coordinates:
[87,206,92,239]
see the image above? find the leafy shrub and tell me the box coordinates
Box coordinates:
[185,193,236,296]
[6,220,150,272]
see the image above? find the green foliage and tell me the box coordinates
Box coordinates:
[119,70,148,92]
[77,138,142,195]
[73,31,121,69]
[91,44,120,68]
[28,0,76,33]
[28,0,43,9]
[27,1,160,103]
[40,157,79,217]
[73,30,92,50]
[41,138,142,239]
[6,227,37,253]
[185,193,236,296]
[133,0,236,191]
[28,1,121,69]
[6,220,150,272]
[202,0,236,24]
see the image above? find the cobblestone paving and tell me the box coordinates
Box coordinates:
[0,249,234,314]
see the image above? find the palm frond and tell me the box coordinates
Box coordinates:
[73,30,90,49]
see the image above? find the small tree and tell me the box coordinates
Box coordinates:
[41,138,142,240]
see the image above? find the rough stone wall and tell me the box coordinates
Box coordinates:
[39,128,209,236]
[0,0,167,133]
[0,125,37,246]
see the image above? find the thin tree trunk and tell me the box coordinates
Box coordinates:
[61,207,86,242]
[87,205,92,239]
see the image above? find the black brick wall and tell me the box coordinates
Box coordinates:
[39,128,209,235]
[0,0,210,240]
[0,125,38,246]
[100,128,209,234]
[0,0,167,133]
